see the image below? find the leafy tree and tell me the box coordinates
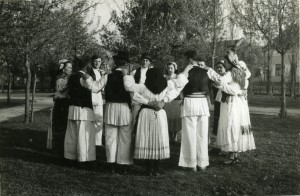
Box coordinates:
[104,0,227,70]
[0,0,101,123]
[232,0,299,118]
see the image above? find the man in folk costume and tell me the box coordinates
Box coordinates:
[64,56,105,164]
[129,53,153,129]
[178,50,211,171]
[130,53,152,84]
[103,50,133,174]
[88,55,105,146]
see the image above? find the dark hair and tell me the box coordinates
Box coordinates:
[145,68,167,95]
[114,59,128,69]
[194,55,204,62]
[91,55,101,62]
[184,50,197,60]
[73,55,90,70]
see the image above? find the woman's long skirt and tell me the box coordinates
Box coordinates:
[134,108,170,160]
[216,96,256,152]
[52,98,69,154]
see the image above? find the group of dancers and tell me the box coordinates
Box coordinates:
[48,45,256,176]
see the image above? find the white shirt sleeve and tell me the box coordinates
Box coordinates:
[123,75,145,93]
[163,74,189,103]
[207,68,242,95]
[132,92,149,105]
[83,74,107,93]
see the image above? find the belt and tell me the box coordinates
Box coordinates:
[184,92,207,98]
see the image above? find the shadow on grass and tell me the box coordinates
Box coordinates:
[0,99,25,109]
[1,113,300,195]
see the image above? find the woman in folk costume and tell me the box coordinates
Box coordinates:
[163,62,182,142]
[64,56,104,163]
[103,50,133,174]
[123,67,190,176]
[200,54,255,164]
[50,61,72,155]
[88,55,105,146]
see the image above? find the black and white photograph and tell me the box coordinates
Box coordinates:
[0,0,299,195]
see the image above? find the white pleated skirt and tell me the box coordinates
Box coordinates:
[134,108,170,160]
[104,102,131,126]
[216,96,256,152]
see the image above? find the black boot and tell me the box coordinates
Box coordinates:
[108,163,116,174]
[121,165,129,175]
[145,160,153,176]
[153,160,160,176]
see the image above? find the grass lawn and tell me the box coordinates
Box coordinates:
[0,109,300,195]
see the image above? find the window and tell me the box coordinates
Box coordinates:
[275,64,281,76]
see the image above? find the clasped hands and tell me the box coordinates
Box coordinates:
[148,100,165,111]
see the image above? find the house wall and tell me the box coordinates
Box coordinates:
[254,50,300,83]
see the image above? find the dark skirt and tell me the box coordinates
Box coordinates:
[52,98,69,134]
[52,98,69,155]
[164,100,182,141]
[213,101,220,135]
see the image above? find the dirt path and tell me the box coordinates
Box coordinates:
[0,93,299,123]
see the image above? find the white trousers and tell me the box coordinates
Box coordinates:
[64,120,96,162]
[179,116,209,168]
[105,124,133,165]
[93,105,103,146]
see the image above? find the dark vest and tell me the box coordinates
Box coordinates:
[68,72,93,109]
[182,67,211,96]
[105,70,131,105]
[88,68,102,81]
[134,67,142,83]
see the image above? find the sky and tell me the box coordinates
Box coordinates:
[86,0,125,39]
[85,0,244,43]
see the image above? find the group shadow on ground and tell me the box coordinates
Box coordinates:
[0,108,226,175]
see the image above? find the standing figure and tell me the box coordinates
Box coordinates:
[178,51,211,171]
[51,61,72,155]
[104,51,133,174]
[212,61,227,136]
[130,53,153,132]
[200,54,255,164]
[64,56,104,164]
[163,62,182,142]
[124,67,189,176]
[88,55,105,146]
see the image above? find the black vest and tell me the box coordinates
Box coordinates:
[68,72,93,109]
[134,67,142,83]
[105,70,131,104]
[182,67,211,96]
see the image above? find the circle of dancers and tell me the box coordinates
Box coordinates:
[48,46,255,176]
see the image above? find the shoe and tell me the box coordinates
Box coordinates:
[185,167,197,172]
[108,163,116,174]
[209,148,221,155]
[197,166,207,171]
[223,157,239,165]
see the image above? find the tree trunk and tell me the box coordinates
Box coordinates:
[24,53,31,124]
[279,52,287,118]
[211,0,217,69]
[266,45,272,95]
[290,48,297,98]
[30,72,37,123]
[7,67,12,104]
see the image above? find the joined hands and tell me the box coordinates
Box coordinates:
[148,101,165,111]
